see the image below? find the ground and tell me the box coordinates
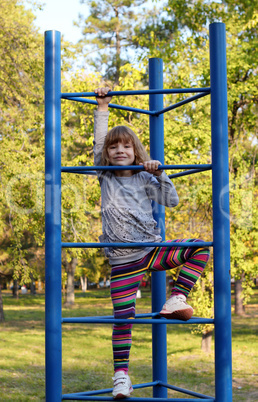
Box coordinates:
[0,287,257,401]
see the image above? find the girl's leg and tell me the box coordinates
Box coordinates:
[150,238,210,297]
[110,250,155,373]
[149,239,210,320]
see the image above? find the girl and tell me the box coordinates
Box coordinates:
[93,87,210,399]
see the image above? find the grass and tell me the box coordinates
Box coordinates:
[0,288,257,401]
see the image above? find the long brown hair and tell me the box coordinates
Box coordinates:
[101,125,150,166]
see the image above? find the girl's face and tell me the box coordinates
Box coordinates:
[107,141,135,167]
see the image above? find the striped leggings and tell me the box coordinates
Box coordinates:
[110,239,210,373]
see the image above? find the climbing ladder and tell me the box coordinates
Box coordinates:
[44,22,232,402]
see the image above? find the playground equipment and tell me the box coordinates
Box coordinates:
[45,22,232,402]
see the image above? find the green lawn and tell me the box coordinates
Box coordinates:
[0,288,257,401]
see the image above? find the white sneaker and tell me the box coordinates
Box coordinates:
[159,294,193,321]
[112,371,133,399]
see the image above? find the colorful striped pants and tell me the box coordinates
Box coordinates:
[110,239,210,373]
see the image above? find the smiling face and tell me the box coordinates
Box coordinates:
[101,125,150,176]
[107,141,135,167]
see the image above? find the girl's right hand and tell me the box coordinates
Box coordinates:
[94,87,112,111]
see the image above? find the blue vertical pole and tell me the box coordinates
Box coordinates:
[45,30,62,402]
[209,23,232,402]
[149,58,167,398]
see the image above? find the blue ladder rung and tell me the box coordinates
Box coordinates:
[61,88,211,98]
[62,380,214,401]
[61,241,213,249]
[62,316,214,325]
[61,164,212,172]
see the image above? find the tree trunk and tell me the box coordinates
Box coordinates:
[235,277,245,315]
[201,330,213,353]
[114,7,121,84]
[64,257,77,306]
[0,283,5,322]
[80,275,87,292]
[12,279,19,299]
[38,278,42,292]
[30,274,36,295]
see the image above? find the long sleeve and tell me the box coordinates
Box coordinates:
[146,171,179,207]
[93,110,110,166]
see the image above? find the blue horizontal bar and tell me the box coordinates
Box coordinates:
[159,382,214,400]
[61,88,211,98]
[62,396,213,401]
[61,241,213,249]
[61,164,212,173]
[60,167,212,178]
[62,381,214,401]
[73,313,157,320]
[156,92,210,116]
[168,167,211,179]
[62,317,214,325]
[62,97,155,116]
[62,382,158,398]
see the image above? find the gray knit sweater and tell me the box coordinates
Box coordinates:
[93,110,179,264]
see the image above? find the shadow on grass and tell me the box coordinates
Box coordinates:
[231,316,258,336]
[61,363,215,400]
[1,289,257,402]
[1,291,45,306]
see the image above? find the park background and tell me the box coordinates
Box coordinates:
[0,0,257,400]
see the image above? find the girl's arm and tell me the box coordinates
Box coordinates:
[146,170,179,208]
[93,88,112,166]
[141,159,179,207]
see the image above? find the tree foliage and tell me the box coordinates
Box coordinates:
[131,0,258,315]
[0,0,45,285]
[0,0,257,320]
[76,0,151,83]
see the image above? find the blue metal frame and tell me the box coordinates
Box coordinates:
[45,30,62,402]
[209,23,232,402]
[44,22,232,402]
[149,57,167,399]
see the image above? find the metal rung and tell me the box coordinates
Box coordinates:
[62,316,214,325]
[61,164,212,172]
[61,241,213,249]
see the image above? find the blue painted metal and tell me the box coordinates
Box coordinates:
[61,241,213,248]
[61,164,212,172]
[62,381,159,397]
[155,91,210,116]
[149,58,167,399]
[62,317,214,325]
[45,31,62,402]
[61,88,211,98]
[61,311,214,321]
[209,23,232,402]
[62,397,213,401]
[62,97,156,115]
[158,382,214,399]
[62,90,210,116]
[44,22,231,402]
[168,167,211,179]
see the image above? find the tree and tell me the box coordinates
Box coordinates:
[0,1,87,305]
[132,0,258,318]
[0,0,45,290]
[76,0,148,83]
[0,273,6,322]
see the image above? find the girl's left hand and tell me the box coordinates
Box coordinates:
[140,160,163,176]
